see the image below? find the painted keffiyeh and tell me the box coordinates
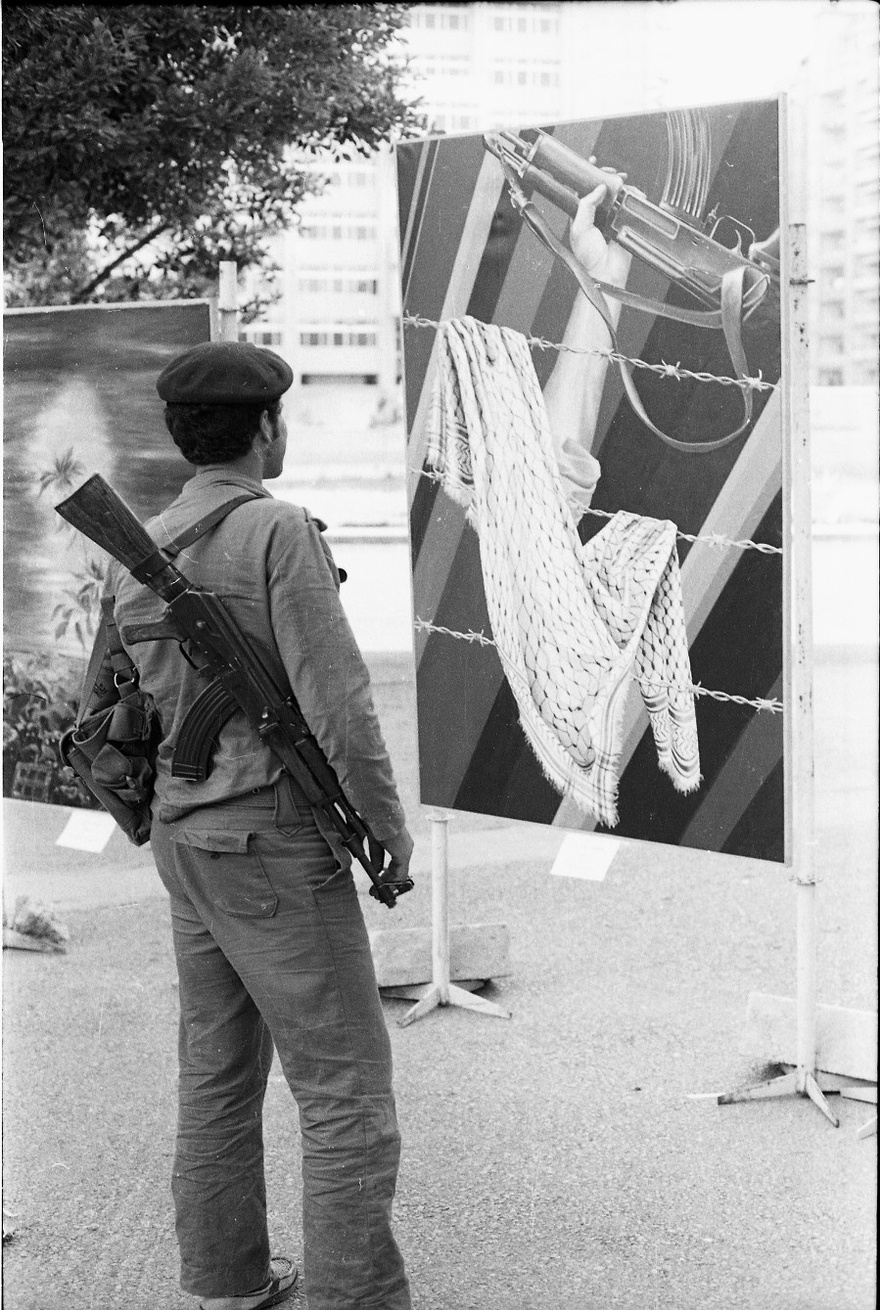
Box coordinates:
[424,315,700,827]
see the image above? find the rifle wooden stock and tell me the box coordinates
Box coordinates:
[55,475,412,908]
[56,474,187,600]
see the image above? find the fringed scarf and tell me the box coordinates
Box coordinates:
[424,315,700,827]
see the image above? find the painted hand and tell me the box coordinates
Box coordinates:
[569,181,610,275]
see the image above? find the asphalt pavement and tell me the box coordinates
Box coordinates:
[2,632,877,1310]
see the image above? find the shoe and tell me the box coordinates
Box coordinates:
[199,1256,298,1310]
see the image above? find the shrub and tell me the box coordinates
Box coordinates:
[2,652,100,808]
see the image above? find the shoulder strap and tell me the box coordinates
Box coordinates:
[76,493,261,719]
[163,492,261,558]
[73,596,140,728]
[75,610,113,728]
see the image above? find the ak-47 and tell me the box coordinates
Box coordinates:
[483,126,780,453]
[484,128,779,319]
[55,474,413,909]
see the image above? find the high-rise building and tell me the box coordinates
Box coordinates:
[243,2,878,393]
[800,4,879,386]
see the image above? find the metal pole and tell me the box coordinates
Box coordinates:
[218,261,239,343]
[398,812,511,1026]
[431,812,451,1004]
[785,86,821,1097]
[690,95,839,1124]
[788,221,825,1104]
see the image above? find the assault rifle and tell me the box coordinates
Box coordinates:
[484,128,779,318]
[55,474,414,909]
[483,126,780,453]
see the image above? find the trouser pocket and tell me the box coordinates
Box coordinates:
[171,829,278,917]
[251,825,352,896]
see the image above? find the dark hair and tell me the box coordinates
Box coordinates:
[163,400,281,465]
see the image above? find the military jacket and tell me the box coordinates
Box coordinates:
[107,466,406,842]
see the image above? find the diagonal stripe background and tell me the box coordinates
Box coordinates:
[397,98,785,863]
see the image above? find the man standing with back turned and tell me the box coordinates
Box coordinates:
[106,341,414,1310]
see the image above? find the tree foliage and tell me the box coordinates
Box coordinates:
[2,4,423,311]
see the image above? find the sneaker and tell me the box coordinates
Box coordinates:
[199,1256,298,1310]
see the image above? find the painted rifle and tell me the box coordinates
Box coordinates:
[484,127,780,317]
[483,121,780,452]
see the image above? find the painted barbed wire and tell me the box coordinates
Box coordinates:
[412,618,784,714]
[403,314,777,393]
[410,465,784,556]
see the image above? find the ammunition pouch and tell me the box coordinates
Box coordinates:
[57,491,261,845]
[59,598,160,846]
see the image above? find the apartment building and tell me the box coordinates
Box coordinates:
[802,5,879,386]
[243,1,878,393]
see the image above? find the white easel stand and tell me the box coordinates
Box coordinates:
[690,184,876,1134]
[396,814,512,1028]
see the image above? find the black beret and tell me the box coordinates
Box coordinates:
[156,341,294,405]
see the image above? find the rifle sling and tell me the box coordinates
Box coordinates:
[161,493,261,557]
[79,492,262,740]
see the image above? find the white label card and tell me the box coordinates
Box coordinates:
[550,832,620,882]
[55,809,117,853]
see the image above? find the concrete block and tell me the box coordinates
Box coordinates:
[369,923,510,988]
[743,992,878,1081]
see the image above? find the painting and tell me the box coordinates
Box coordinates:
[3,300,212,658]
[397,98,787,862]
[3,301,211,804]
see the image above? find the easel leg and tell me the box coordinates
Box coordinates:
[398,815,511,1027]
[690,885,841,1125]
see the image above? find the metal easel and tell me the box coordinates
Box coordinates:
[396,813,512,1027]
[692,96,876,1133]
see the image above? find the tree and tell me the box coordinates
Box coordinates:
[2,4,423,313]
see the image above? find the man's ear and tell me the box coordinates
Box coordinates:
[258,409,274,444]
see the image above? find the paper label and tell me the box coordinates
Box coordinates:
[55,808,117,853]
[550,832,620,882]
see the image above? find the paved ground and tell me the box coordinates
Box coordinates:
[3,378,878,1305]
[2,639,876,1310]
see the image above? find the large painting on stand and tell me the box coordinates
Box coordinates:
[397,98,786,862]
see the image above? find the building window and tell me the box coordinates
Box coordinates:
[411,6,471,31]
[299,224,377,242]
[489,61,560,89]
[299,330,377,348]
[298,276,378,295]
[244,329,283,347]
[491,8,560,35]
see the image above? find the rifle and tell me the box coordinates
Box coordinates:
[483,125,780,453]
[484,127,779,317]
[55,474,414,909]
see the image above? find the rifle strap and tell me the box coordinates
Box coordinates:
[76,493,261,720]
[508,177,760,454]
[161,492,262,557]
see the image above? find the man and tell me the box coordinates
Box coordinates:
[106,341,414,1310]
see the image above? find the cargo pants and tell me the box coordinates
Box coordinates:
[149,784,411,1310]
